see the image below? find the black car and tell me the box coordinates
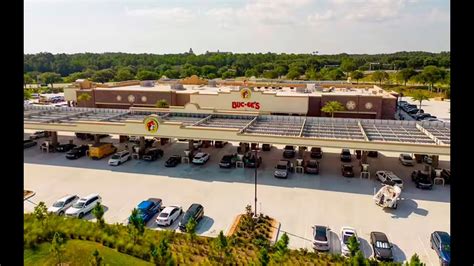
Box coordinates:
[370,232,394,261]
[367,151,378,158]
[75,133,109,140]
[142,148,164,161]
[340,149,352,162]
[55,143,77,152]
[243,153,262,168]
[24,139,37,149]
[165,155,182,167]
[441,169,451,184]
[237,142,250,153]
[262,144,272,151]
[219,154,238,168]
[402,104,417,112]
[283,145,296,158]
[407,108,423,115]
[310,147,323,159]
[214,141,228,148]
[414,113,433,120]
[65,145,89,159]
[411,170,433,189]
[179,203,204,231]
[341,164,354,177]
[304,160,320,174]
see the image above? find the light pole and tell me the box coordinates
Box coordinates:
[254,148,258,218]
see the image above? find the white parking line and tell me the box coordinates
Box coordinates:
[418,235,435,266]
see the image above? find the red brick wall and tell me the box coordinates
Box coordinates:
[93,90,176,107]
[76,90,95,108]
[307,96,322,116]
[381,98,397,119]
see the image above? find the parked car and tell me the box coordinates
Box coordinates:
[274,160,291,179]
[193,140,203,149]
[262,144,272,151]
[165,155,182,167]
[370,232,394,261]
[243,153,262,168]
[310,147,323,159]
[65,145,89,159]
[341,164,355,177]
[399,153,416,166]
[282,145,296,158]
[423,155,433,165]
[414,113,433,120]
[192,152,210,165]
[312,225,331,251]
[214,141,228,148]
[129,198,162,224]
[411,170,433,190]
[441,169,451,184]
[29,131,48,140]
[24,139,37,149]
[304,160,320,174]
[48,195,79,215]
[376,171,404,189]
[341,227,359,257]
[55,143,77,152]
[179,203,205,232]
[407,108,422,115]
[367,151,378,158]
[340,149,352,162]
[219,154,238,168]
[108,150,131,166]
[88,143,117,160]
[142,148,164,161]
[65,194,102,219]
[398,100,408,107]
[156,206,182,226]
[430,231,450,265]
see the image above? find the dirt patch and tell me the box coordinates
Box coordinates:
[24,190,35,200]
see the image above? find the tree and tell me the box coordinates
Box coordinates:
[115,68,135,81]
[286,69,300,80]
[396,68,417,86]
[50,232,66,266]
[150,239,175,266]
[39,72,62,89]
[347,235,360,257]
[222,70,237,79]
[412,91,430,110]
[272,233,289,264]
[24,74,33,88]
[77,93,92,102]
[326,68,345,80]
[136,70,159,81]
[156,99,169,108]
[89,249,103,266]
[245,69,259,78]
[305,68,318,80]
[185,217,198,244]
[24,90,32,100]
[275,65,287,78]
[351,250,367,266]
[258,247,270,266]
[92,69,115,83]
[263,70,278,79]
[212,231,231,263]
[321,101,345,118]
[421,66,445,92]
[341,58,357,77]
[92,202,105,227]
[350,71,364,84]
[34,201,48,225]
[128,208,145,244]
[371,71,389,84]
[407,253,425,266]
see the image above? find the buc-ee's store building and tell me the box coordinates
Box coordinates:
[66,79,397,119]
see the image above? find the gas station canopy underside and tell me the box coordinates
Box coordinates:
[24,105,450,155]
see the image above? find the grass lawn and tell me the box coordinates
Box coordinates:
[24,239,153,266]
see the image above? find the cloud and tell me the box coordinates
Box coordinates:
[307,10,335,25]
[125,7,196,23]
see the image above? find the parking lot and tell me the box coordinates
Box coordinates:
[24,131,450,265]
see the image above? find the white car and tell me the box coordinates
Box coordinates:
[399,153,415,166]
[312,225,331,251]
[65,194,102,218]
[376,170,404,189]
[47,195,79,215]
[156,206,182,226]
[108,150,131,166]
[192,152,210,165]
[340,227,359,256]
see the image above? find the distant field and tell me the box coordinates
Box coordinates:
[24,240,152,266]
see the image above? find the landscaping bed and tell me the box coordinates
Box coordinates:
[24,190,35,200]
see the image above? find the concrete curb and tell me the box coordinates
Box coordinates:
[24,190,36,201]
[270,220,281,245]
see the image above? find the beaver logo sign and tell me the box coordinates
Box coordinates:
[143,116,159,133]
[240,88,252,99]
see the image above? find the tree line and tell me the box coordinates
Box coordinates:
[24,51,450,85]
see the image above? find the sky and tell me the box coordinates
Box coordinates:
[24,0,450,55]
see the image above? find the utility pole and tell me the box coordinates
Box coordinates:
[254,148,258,218]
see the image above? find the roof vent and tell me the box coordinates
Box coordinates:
[171,84,185,90]
[140,80,155,87]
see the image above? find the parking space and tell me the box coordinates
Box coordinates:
[24,131,450,264]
